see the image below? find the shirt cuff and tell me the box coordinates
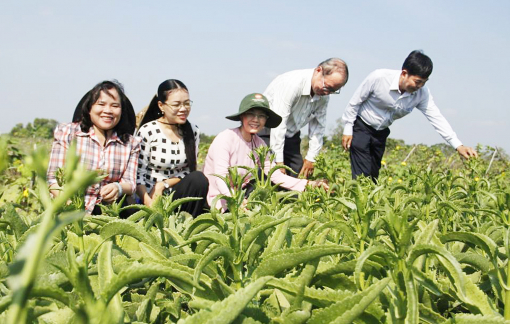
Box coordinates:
[449,138,463,150]
[275,151,284,163]
[343,124,354,136]
[304,153,316,163]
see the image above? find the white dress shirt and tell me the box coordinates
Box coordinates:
[264,69,329,163]
[341,69,462,149]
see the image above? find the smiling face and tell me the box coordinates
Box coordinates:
[90,88,122,134]
[240,108,267,138]
[158,89,191,125]
[399,70,428,94]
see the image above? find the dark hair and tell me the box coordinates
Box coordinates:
[402,50,433,78]
[139,79,197,171]
[72,80,136,143]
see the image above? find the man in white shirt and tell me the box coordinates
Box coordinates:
[341,50,477,180]
[261,58,349,178]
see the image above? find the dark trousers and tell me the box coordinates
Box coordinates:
[170,171,209,217]
[350,117,390,180]
[259,129,303,178]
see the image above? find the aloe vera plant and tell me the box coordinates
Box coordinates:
[0,134,509,323]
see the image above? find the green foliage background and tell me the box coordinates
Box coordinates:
[0,119,509,323]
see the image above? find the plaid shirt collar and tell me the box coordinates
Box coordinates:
[76,126,123,146]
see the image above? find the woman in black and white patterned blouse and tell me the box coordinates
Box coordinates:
[136,79,208,216]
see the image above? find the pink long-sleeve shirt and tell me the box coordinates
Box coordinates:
[203,127,307,210]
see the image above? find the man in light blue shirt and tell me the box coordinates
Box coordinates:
[341,50,477,180]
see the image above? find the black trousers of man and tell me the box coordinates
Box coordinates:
[350,116,390,180]
[259,129,302,178]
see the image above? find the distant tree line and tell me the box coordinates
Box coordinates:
[10,118,58,139]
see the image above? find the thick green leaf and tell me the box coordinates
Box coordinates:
[194,245,235,284]
[179,231,230,248]
[415,220,439,246]
[428,237,496,315]
[405,271,419,324]
[253,245,353,279]
[419,303,446,324]
[241,216,291,253]
[442,314,510,323]
[333,197,357,210]
[310,220,358,247]
[177,276,272,324]
[259,219,291,260]
[407,244,466,293]
[440,232,498,259]
[139,241,171,261]
[97,241,124,324]
[99,219,159,245]
[293,221,318,248]
[267,278,353,307]
[183,214,224,239]
[410,267,442,296]
[454,252,493,273]
[315,259,383,280]
[2,205,28,240]
[355,245,397,288]
[308,277,390,324]
[164,228,192,254]
[36,307,76,324]
[101,262,201,304]
[135,281,159,322]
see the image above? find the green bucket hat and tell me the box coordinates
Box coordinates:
[225,93,282,128]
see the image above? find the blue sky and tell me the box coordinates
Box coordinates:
[1,1,509,153]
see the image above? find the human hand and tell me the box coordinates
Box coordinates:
[150,181,166,199]
[342,135,353,151]
[100,183,120,203]
[457,145,478,159]
[307,179,330,191]
[143,195,153,207]
[299,159,314,179]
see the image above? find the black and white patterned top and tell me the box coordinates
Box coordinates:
[136,121,200,192]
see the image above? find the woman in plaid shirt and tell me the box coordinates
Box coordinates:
[47,80,141,214]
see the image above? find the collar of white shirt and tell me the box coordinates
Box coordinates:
[301,69,313,96]
[390,73,400,92]
[389,71,415,97]
[301,69,323,102]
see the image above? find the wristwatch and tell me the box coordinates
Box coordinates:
[163,181,170,189]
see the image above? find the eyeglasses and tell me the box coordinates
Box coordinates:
[163,100,193,111]
[322,72,341,95]
[244,112,268,121]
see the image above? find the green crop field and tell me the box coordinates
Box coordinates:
[0,134,509,323]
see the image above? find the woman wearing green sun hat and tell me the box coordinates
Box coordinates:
[203,93,329,211]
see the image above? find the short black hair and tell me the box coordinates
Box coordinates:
[402,50,433,79]
[72,80,136,143]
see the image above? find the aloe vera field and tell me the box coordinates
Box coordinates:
[0,134,509,324]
